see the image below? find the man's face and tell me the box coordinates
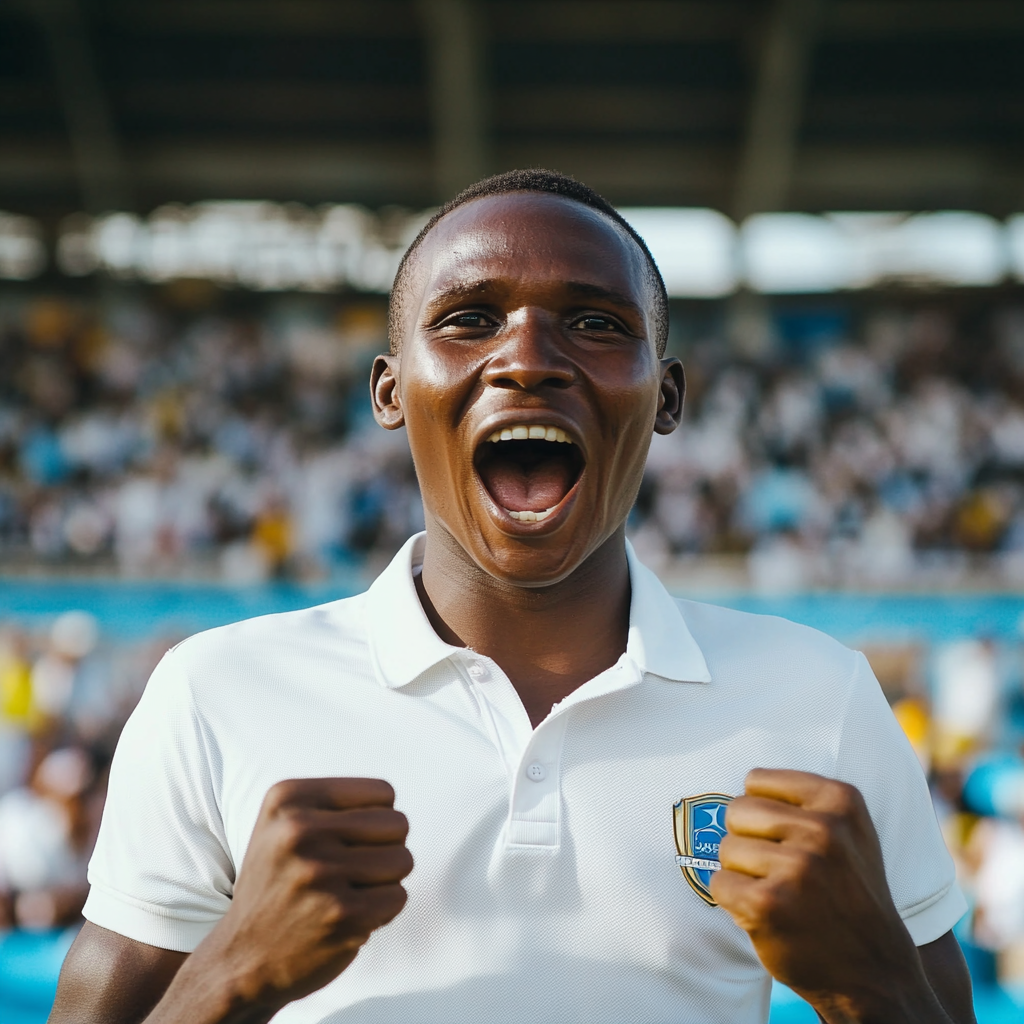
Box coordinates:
[373,192,683,586]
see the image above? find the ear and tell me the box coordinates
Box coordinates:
[370,354,405,430]
[653,358,685,435]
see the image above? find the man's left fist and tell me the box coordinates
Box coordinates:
[710,769,925,1018]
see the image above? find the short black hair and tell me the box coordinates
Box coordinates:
[387,168,670,356]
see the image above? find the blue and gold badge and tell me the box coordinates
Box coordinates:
[673,793,733,905]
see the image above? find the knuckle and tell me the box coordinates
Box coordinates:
[393,884,409,912]
[263,780,294,814]
[320,895,346,928]
[784,848,815,880]
[290,855,323,889]
[378,883,408,919]
[708,870,731,903]
[356,778,395,806]
[717,834,736,863]
[723,799,745,828]
[394,846,415,876]
[330,891,359,925]
[804,814,834,854]
[751,884,782,922]
[828,781,860,816]
[275,812,308,853]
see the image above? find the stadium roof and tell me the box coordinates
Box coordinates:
[2,0,1024,221]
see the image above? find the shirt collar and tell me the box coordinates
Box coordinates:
[365,533,460,690]
[622,539,711,684]
[365,532,711,690]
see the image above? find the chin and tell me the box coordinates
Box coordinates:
[465,520,618,590]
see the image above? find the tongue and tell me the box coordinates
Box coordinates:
[479,454,575,512]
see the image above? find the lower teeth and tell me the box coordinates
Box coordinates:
[507,507,557,522]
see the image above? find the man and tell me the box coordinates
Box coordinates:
[50,170,974,1023]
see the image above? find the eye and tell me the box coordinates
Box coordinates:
[444,312,493,329]
[571,315,621,332]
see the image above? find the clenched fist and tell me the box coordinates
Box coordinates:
[153,778,413,1023]
[710,769,946,1023]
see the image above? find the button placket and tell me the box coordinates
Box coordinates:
[459,655,534,781]
[505,713,568,848]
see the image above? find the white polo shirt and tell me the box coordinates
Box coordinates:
[84,533,965,1024]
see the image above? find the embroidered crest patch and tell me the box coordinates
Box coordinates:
[673,793,733,905]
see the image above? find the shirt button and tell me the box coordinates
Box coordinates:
[525,762,547,782]
[467,662,487,680]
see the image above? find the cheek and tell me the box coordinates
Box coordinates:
[398,361,480,499]
[592,374,662,504]
[591,361,662,447]
[400,354,466,440]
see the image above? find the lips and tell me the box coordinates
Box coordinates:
[474,423,585,521]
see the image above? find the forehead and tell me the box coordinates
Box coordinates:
[409,192,650,304]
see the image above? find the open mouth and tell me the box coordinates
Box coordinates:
[474,424,585,523]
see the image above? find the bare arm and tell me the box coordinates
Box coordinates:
[50,778,412,1024]
[918,931,976,1024]
[48,923,187,1024]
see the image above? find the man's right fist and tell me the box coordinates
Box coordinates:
[189,777,412,1017]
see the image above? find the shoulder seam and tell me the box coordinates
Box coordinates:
[832,649,866,775]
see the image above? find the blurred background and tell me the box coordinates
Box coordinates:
[2,1,1024,1021]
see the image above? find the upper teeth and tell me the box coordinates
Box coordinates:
[486,425,572,443]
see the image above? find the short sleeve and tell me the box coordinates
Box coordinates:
[83,646,234,952]
[834,652,967,946]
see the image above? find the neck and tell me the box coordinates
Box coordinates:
[415,524,632,728]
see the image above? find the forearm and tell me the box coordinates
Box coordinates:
[813,933,975,1024]
[143,933,286,1024]
[814,981,959,1024]
[145,967,277,1024]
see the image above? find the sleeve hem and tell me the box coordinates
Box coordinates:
[900,882,968,947]
[82,885,222,953]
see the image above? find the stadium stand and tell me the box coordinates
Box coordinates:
[2,289,1024,589]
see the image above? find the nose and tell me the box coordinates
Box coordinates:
[481,309,576,392]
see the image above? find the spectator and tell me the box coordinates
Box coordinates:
[2,292,1024,584]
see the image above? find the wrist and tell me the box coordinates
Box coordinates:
[146,937,283,1024]
[812,964,953,1024]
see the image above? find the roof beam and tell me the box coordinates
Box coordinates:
[29,0,131,212]
[733,0,822,219]
[828,1,1024,36]
[107,0,417,36]
[100,0,1024,39]
[0,141,1018,213]
[417,0,488,200]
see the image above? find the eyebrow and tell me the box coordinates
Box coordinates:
[424,279,646,318]
[562,281,646,317]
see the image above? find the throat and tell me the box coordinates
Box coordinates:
[415,534,633,727]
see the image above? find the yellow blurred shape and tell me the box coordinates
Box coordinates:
[253,507,292,568]
[954,489,1009,550]
[892,696,931,768]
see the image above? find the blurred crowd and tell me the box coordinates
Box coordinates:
[2,287,1024,586]
[0,288,421,582]
[873,633,1024,990]
[0,613,171,931]
[637,299,1024,589]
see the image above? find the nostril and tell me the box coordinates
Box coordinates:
[489,373,574,391]
[490,376,524,391]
